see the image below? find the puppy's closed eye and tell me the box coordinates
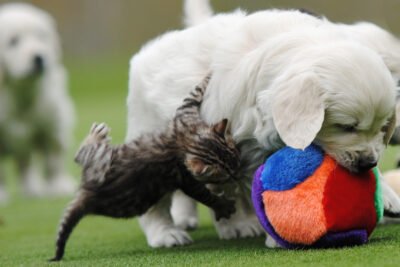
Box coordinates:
[334,123,358,133]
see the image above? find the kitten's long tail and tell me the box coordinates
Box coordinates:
[49,197,86,261]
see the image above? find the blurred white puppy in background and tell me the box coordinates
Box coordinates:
[126,1,399,248]
[0,3,75,202]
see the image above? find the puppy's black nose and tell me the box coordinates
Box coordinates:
[357,159,378,172]
[33,55,44,72]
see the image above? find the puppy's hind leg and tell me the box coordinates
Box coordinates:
[0,163,9,204]
[17,154,45,197]
[41,130,77,196]
[43,150,76,196]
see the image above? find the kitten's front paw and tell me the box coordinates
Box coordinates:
[213,197,236,221]
[84,122,111,146]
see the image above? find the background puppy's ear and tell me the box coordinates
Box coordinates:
[271,72,324,150]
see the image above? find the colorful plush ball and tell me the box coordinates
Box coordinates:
[252,145,383,249]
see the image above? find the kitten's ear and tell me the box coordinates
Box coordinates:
[186,158,208,176]
[213,119,228,136]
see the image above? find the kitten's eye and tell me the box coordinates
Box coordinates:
[335,123,357,133]
[9,35,19,47]
[226,140,235,149]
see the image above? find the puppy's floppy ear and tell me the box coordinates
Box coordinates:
[271,72,324,150]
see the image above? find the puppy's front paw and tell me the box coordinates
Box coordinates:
[214,213,264,239]
[148,226,193,248]
[265,234,282,248]
[213,197,236,221]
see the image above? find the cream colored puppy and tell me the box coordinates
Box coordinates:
[172,0,400,231]
[0,3,75,202]
[126,7,397,247]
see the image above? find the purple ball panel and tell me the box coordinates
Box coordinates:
[252,165,297,249]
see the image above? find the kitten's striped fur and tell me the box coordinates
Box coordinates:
[50,76,240,261]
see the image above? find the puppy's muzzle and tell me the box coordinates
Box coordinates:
[355,158,377,173]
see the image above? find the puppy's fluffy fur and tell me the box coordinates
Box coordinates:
[184,0,400,232]
[0,3,75,201]
[126,3,399,247]
[185,0,400,216]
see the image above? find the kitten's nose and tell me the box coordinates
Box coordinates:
[356,158,377,173]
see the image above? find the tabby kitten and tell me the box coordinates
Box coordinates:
[50,76,240,261]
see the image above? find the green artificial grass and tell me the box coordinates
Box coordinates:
[1,58,400,266]
[1,199,400,267]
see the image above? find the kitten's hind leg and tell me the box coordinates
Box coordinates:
[74,123,113,184]
[74,123,111,165]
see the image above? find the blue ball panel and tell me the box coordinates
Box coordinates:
[261,144,324,191]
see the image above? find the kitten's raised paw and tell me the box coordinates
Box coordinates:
[213,197,236,221]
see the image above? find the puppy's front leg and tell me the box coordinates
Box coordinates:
[381,178,400,218]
